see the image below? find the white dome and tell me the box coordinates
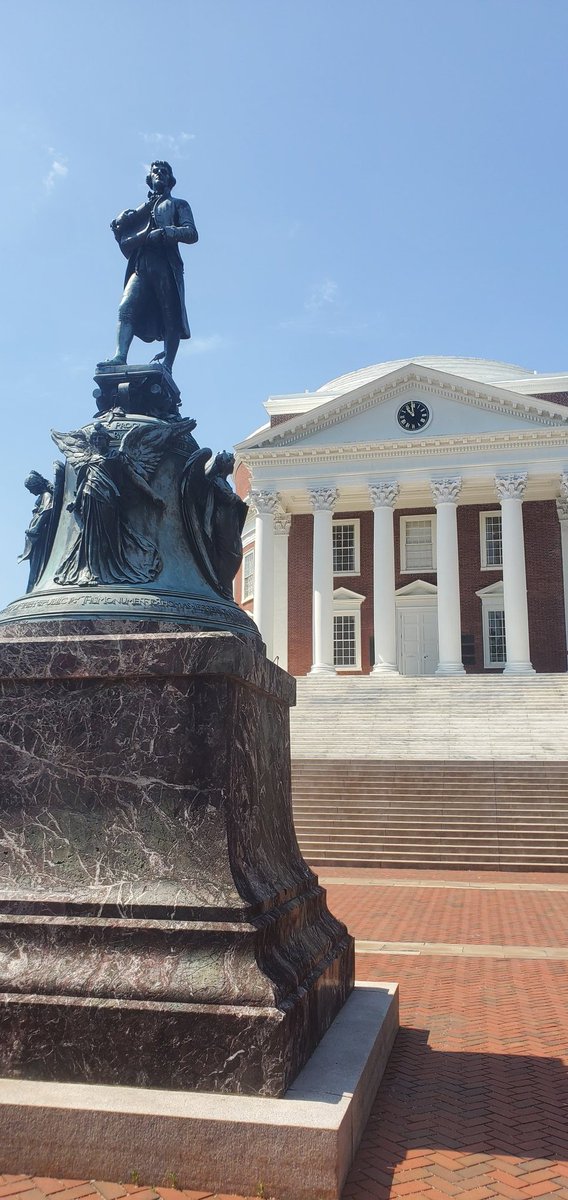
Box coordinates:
[316,356,535,396]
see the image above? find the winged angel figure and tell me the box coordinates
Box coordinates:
[181,449,248,599]
[51,422,175,587]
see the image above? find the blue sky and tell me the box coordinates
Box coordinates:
[1,0,568,607]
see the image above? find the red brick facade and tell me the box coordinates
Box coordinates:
[238,500,566,676]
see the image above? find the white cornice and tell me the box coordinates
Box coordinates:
[238,426,568,470]
[236,366,568,453]
[264,393,320,415]
[498,373,568,394]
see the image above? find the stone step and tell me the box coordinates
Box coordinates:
[298,834,568,849]
[305,855,568,870]
[291,801,568,811]
[291,675,568,762]
[294,818,568,832]
[302,842,568,859]
[291,779,568,790]
[292,769,568,779]
[293,779,568,787]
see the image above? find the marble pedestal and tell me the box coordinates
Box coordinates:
[0,983,399,1200]
[0,629,354,1096]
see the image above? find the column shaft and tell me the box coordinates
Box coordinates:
[432,480,465,675]
[370,483,399,673]
[309,489,337,675]
[251,491,279,659]
[557,494,568,671]
[273,513,291,671]
[495,475,534,674]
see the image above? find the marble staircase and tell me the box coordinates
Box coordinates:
[290,675,568,869]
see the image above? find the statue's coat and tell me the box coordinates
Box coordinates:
[123,196,197,343]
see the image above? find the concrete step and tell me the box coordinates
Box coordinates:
[291,756,568,869]
[305,856,568,870]
[291,674,568,762]
[293,800,568,813]
[294,818,568,833]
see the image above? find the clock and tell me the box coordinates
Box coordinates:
[396,399,431,432]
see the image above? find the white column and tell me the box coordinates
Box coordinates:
[495,474,535,674]
[273,511,291,671]
[556,472,568,672]
[369,481,399,673]
[250,489,279,658]
[309,487,338,675]
[431,477,465,675]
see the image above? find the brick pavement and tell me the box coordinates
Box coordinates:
[2,867,568,1199]
[323,878,568,946]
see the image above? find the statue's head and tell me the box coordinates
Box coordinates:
[90,425,111,454]
[146,160,176,193]
[211,451,235,478]
[24,470,51,496]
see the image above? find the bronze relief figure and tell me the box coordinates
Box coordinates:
[181,450,248,599]
[19,465,65,592]
[51,423,173,588]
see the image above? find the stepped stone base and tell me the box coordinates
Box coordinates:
[0,629,354,1096]
[0,983,399,1200]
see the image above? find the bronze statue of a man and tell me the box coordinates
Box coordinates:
[104,161,198,373]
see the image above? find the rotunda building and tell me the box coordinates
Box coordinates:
[234,356,568,677]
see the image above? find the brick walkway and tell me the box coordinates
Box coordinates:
[2,868,568,1199]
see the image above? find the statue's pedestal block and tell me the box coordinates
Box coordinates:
[93,361,181,418]
[0,630,353,1096]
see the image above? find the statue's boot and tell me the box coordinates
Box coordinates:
[99,354,127,367]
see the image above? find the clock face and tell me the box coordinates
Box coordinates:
[396,399,431,432]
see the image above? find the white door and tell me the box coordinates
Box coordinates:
[397,605,439,675]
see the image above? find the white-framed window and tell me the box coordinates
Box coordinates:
[480,511,503,569]
[476,582,507,669]
[242,547,255,602]
[332,520,360,576]
[334,614,357,668]
[332,587,365,671]
[400,516,436,573]
[485,608,507,667]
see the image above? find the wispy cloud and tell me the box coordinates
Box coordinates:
[279,290,382,338]
[43,155,68,193]
[304,278,339,312]
[139,131,196,159]
[182,334,230,356]
[279,278,341,331]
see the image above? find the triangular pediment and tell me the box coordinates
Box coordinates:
[333,586,365,601]
[237,363,568,453]
[396,580,438,597]
[476,581,504,599]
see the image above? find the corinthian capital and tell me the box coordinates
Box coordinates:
[431,477,462,504]
[495,473,528,501]
[559,471,568,501]
[250,489,280,516]
[369,481,399,508]
[308,487,338,512]
[557,498,568,523]
[273,511,292,536]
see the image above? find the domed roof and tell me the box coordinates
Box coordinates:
[315,356,535,396]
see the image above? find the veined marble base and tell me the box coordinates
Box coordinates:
[0,629,354,1096]
[0,982,398,1200]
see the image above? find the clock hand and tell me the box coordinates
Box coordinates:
[408,401,415,416]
